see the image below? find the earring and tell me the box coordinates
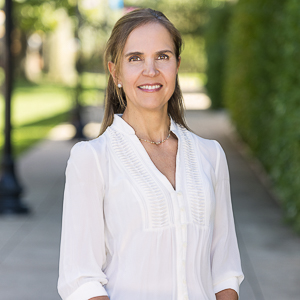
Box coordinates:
[117,83,122,88]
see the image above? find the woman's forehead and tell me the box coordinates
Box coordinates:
[123,23,174,55]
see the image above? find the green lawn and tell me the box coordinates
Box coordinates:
[0,75,105,157]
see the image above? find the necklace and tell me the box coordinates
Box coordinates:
[138,130,171,145]
[137,117,171,145]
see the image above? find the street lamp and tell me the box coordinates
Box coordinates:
[71,1,86,140]
[0,0,29,214]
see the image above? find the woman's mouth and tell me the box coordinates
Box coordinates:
[138,84,162,92]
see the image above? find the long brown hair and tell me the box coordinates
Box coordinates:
[100,8,188,135]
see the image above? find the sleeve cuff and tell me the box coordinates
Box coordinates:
[66,281,108,300]
[213,276,240,295]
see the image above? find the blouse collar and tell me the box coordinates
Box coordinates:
[110,114,180,137]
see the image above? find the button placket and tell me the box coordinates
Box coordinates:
[176,191,189,300]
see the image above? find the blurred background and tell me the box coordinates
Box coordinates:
[0,0,300,299]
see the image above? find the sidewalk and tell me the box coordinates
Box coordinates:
[0,107,299,300]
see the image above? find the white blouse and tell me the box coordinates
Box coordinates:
[58,114,244,300]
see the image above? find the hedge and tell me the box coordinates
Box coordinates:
[223,0,300,232]
[204,3,233,109]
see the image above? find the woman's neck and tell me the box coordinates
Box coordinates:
[122,107,170,143]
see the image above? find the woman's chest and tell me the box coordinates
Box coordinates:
[102,130,217,232]
[142,136,178,190]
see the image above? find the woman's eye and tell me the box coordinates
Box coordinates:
[158,54,169,60]
[129,56,141,62]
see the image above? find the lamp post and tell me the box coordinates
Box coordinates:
[0,0,29,214]
[71,1,86,140]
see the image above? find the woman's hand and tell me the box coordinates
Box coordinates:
[216,289,238,300]
[89,297,110,300]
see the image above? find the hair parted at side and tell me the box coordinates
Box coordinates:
[100,8,189,135]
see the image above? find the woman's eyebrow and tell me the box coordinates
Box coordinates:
[124,51,143,58]
[124,50,174,57]
[156,50,174,55]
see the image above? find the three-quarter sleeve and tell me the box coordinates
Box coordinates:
[58,142,108,300]
[210,141,244,295]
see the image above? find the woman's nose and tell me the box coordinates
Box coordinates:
[142,60,159,77]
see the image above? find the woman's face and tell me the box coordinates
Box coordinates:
[110,22,180,113]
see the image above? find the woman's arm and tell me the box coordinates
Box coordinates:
[210,142,244,295]
[216,289,238,300]
[58,142,109,299]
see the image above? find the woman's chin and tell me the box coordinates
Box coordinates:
[126,97,169,113]
[136,103,168,113]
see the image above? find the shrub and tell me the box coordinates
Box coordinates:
[224,0,300,232]
[204,3,233,109]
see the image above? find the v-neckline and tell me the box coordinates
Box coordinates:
[111,114,181,193]
[132,131,180,193]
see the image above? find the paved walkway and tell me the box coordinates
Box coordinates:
[0,107,300,300]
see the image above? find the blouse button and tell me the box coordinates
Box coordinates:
[177,191,183,196]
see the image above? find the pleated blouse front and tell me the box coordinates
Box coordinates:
[58,114,244,300]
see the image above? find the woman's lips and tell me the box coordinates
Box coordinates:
[138,84,162,92]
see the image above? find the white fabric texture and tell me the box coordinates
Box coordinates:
[58,114,244,300]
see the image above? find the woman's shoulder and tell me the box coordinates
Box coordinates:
[69,134,109,162]
[186,130,226,164]
[187,130,221,152]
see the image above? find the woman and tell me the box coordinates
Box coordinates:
[58,8,244,300]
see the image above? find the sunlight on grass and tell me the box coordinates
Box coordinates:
[81,89,105,106]
[0,81,73,157]
[12,88,72,127]
[81,72,107,90]
[179,73,207,92]
[0,76,106,157]
[0,82,72,129]
[1,112,70,157]
[0,75,105,131]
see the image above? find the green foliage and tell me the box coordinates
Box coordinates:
[204,2,233,108]
[10,0,118,77]
[271,0,300,230]
[224,0,300,232]
[13,0,76,33]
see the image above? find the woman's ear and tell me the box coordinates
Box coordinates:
[108,61,117,83]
